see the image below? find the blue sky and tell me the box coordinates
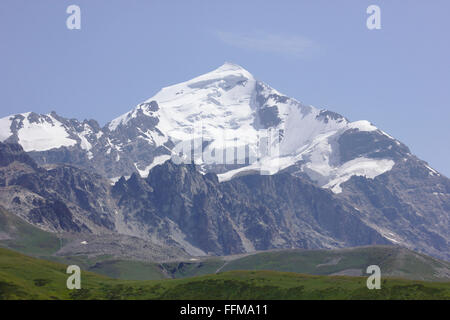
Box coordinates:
[1,1,449,176]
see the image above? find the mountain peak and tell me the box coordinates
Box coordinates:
[172,62,255,90]
[216,62,247,72]
[211,61,253,78]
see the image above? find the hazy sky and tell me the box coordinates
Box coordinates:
[0,1,449,176]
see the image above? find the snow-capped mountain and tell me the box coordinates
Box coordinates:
[0,63,448,260]
[0,63,415,193]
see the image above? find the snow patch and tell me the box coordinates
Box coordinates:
[18,114,77,152]
[380,130,395,140]
[424,164,438,176]
[383,235,400,244]
[78,134,92,151]
[135,154,171,177]
[109,176,122,185]
[348,120,377,132]
[323,157,395,193]
[0,116,13,141]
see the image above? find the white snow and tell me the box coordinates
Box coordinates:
[77,127,94,159]
[138,128,168,146]
[0,116,13,141]
[0,63,400,189]
[364,224,404,245]
[78,134,92,151]
[348,120,377,132]
[17,113,77,152]
[380,130,395,140]
[109,63,259,150]
[217,154,298,182]
[149,62,259,145]
[109,62,397,188]
[109,176,122,184]
[108,110,134,131]
[323,157,395,193]
[382,235,400,244]
[135,154,171,177]
[110,175,132,185]
[108,101,159,131]
[424,164,438,176]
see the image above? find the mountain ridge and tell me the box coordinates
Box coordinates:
[0,63,420,188]
[0,63,448,261]
[0,141,448,260]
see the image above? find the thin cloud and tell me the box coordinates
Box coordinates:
[216,31,315,57]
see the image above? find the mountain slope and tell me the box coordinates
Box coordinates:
[337,155,450,260]
[0,143,190,262]
[0,141,448,260]
[0,63,406,188]
[0,63,445,197]
[1,247,449,300]
[2,177,448,283]
[0,63,448,260]
[0,205,60,256]
[161,246,450,282]
[219,246,450,282]
[112,160,389,256]
[0,142,116,234]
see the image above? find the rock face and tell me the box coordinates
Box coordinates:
[0,143,117,234]
[0,63,448,260]
[2,142,447,260]
[113,161,389,255]
[0,142,38,169]
[0,142,389,256]
[337,156,450,260]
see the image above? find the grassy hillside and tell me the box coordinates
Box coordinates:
[0,207,165,281]
[220,247,450,282]
[161,258,224,278]
[0,247,449,300]
[0,206,61,256]
[43,246,450,282]
[87,259,166,280]
[1,206,449,284]
[47,255,167,281]
[165,246,450,282]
